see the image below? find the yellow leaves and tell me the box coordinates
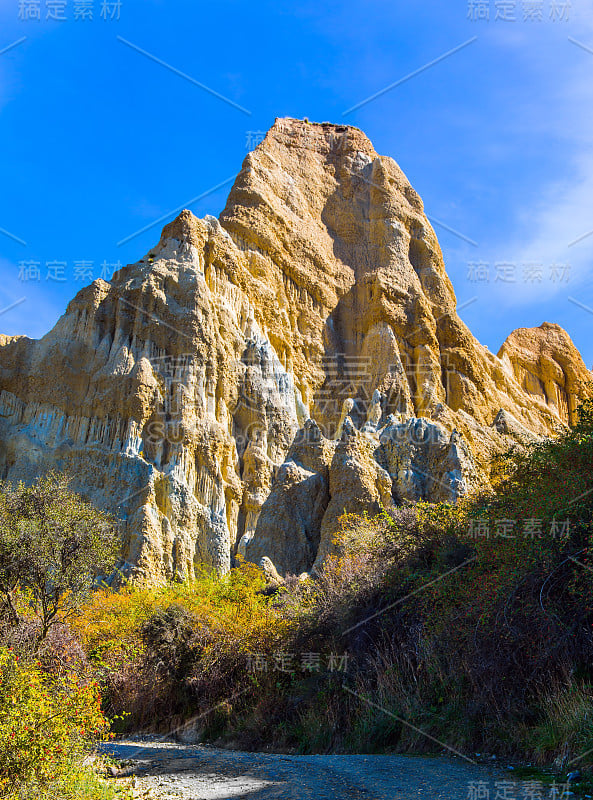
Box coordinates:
[74,560,276,673]
[71,585,157,666]
[0,647,109,796]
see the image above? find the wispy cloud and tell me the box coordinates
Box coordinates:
[493,152,593,306]
[459,23,593,308]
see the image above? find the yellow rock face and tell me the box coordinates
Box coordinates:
[0,118,590,582]
[497,322,591,426]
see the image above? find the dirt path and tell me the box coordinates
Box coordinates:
[103,738,508,799]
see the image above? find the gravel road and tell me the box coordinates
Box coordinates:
[102,738,507,800]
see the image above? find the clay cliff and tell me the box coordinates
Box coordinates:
[0,118,590,582]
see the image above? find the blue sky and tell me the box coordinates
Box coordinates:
[0,0,592,366]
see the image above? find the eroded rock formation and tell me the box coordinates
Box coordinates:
[0,118,590,582]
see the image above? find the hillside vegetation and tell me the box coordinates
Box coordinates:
[79,398,593,764]
[1,400,593,795]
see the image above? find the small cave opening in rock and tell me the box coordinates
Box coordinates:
[408,236,430,273]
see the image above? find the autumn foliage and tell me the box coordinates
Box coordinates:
[1,400,593,787]
[69,399,593,767]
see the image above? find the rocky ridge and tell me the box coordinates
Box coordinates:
[0,118,590,582]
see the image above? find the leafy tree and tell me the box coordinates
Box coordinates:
[0,472,120,644]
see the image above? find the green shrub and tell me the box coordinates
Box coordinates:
[0,472,120,645]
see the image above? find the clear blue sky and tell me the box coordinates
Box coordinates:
[0,0,592,366]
